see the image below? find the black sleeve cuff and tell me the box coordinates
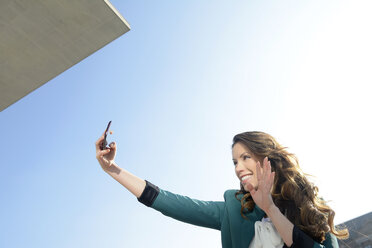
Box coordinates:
[137,180,160,207]
[286,225,314,248]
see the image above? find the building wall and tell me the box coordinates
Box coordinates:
[337,212,372,248]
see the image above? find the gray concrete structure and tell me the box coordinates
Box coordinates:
[337,212,372,248]
[0,0,130,111]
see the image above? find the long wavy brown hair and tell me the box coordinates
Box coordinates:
[232,131,349,243]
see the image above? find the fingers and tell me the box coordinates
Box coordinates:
[270,171,275,185]
[106,142,117,153]
[95,130,114,152]
[95,133,105,152]
[264,157,270,180]
[96,148,111,159]
[257,157,274,187]
[256,161,262,180]
[265,159,275,189]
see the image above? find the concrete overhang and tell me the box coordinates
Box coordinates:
[0,0,130,111]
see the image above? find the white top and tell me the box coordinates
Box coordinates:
[249,217,284,248]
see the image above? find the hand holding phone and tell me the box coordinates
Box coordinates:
[100,120,112,150]
[96,121,117,172]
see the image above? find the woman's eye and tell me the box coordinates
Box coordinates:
[243,155,250,160]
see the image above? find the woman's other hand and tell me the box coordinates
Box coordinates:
[95,131,117,172]
[246,157,276,213]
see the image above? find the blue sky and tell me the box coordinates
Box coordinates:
[1,1,371,247]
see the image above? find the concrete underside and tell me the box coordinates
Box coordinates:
[0,0,130,111]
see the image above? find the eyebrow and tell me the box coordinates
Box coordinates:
[232,152,250,161]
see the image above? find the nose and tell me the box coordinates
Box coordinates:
[235,161,244,173]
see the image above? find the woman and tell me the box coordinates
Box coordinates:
[95,131,348,247]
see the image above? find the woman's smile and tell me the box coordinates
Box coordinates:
[241,174,253,184]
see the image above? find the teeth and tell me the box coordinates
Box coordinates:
[241,175,251,181]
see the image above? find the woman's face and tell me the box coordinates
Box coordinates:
[232,142,260,191]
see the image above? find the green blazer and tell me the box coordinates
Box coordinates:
[139,181,339,248]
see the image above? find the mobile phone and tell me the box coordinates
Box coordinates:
[100,121,112,150]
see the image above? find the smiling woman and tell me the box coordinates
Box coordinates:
[95,130,349,248]
[231,131,349,246]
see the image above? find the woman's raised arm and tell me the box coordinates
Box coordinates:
[95,132,225,230]
[95,132,146,198]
